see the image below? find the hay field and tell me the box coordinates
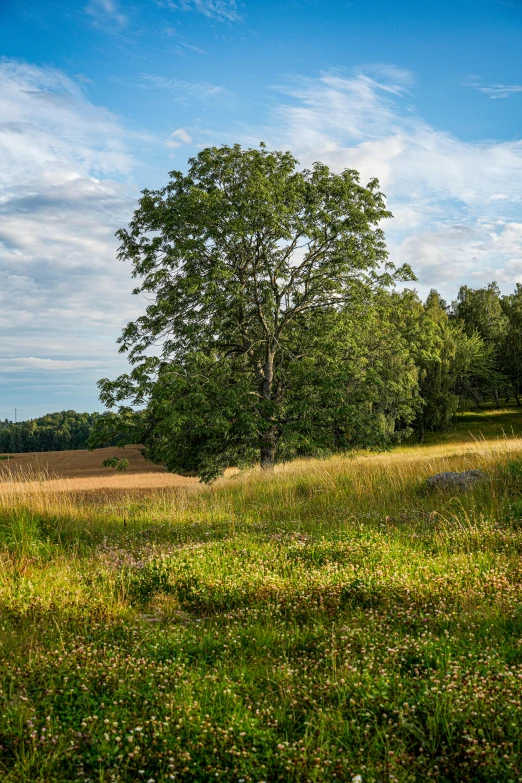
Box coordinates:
[0,445,200,495]
[1,409,522,783]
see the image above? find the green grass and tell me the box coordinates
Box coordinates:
[416,403,522,446]
[1,409,522,782]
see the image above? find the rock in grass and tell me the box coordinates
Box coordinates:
[426,470,486,491]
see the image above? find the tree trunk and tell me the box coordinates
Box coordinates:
[515,386,521,407]
[494,379,500,409]
[260,429,276,471]
[259,349,277,470]
[470,389,481,410]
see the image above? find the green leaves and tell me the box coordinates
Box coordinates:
[0,411,99,454]
[102,457,129,472]
[99,143,417,479]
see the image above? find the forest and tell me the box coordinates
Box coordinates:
[2,282,522,457]
[91,279,522,478]
[0,410,99,454]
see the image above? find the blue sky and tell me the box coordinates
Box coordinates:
[1,0,522,420]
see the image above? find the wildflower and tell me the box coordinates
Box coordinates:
[353,776,363,783]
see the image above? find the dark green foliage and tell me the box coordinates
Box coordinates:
[95,143,417,480]
[102,457,129,471]
[500,284,522,405]
[90,142,522,474]
[411,291,494,440]
[452,283,509,408]
[454,283,507,343]
[88,409,141,451]
[0,410,99,454]
[128,295,422,481]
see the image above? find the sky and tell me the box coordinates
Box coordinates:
[1,0,522,421]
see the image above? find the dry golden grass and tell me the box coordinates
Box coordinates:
[1,408,522,533]
[0,433,522,503]
[0,445,200,496]
[1,432,520,537]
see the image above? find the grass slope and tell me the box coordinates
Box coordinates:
[1,408,522,783]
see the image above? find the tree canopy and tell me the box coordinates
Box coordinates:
[500,284,522,406]
[93,143,416,480]
[0,411,98,454]
[90,143,522,479]
[410,291,493,441]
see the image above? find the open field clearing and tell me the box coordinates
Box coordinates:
[1,409,522,782]
[0,446,200,495]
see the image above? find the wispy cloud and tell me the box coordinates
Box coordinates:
[140,73,229,102]
[267,69,522,295]
[85,0,127,27]
[0,358,104,372]
[156,0,241,23]
[466,77,522,99]
[476,83,522,99]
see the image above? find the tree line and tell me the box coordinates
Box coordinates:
[86,144,522,481]
[0,411,99,454]
[3,281,519,458]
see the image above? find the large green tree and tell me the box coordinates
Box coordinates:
[452,283,508,407]
[411,291,493,440]
[95,144,414,479]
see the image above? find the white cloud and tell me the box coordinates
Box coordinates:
[183,0,240,21]
[0,358,104,372]
[85,0,128,27]
[476,84,522,99]
[165,128,193,148]
[0,60,140,415]
[156,0,241,23]
[268,70,522,297]
[140,73,228,102]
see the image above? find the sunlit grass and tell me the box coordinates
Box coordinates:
[1,409,522,782]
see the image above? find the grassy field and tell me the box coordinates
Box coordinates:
[0,445,200,495]
[1,409,522,782]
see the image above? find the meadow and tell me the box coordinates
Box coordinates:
[1,408,522,782]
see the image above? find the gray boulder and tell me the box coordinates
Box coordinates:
[426,470,486,491]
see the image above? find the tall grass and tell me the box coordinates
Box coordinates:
[1,435,522,782]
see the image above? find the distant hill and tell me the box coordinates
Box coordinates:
[0,410,99,453]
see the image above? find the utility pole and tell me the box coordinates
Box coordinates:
[15,408,20,423]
